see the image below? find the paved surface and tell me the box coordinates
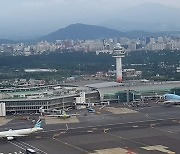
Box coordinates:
[0,103,180,154]
[44,116,80,124]
[0,117,12,126]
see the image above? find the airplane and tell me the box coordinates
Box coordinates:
[0,119,43,140]
[163,94,180,106]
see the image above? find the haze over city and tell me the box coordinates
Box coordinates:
[1,1,180,154]
[1,0,180,39]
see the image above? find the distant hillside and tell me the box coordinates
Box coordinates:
[40,23,124,41]
[0,39,15,44]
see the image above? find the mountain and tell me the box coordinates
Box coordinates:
[38,23,180,42]
[40,23,124,41]
[103,2,180,32]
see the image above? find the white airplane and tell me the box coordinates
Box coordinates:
[163,94,180,106]
[0,119,43,140]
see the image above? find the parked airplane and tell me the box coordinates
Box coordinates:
[163,94,180,105]
[0,119,43,140]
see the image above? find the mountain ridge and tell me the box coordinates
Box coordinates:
[40,23,124,41]
[40,23,180,41]
[2,23,180,43]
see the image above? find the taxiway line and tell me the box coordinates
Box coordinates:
[18,140,48,154]
[8,141,26,151]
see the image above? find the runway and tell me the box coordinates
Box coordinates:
[40,117,180,136]
[0,104,180,154]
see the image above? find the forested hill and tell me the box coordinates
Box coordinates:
[0,52,113,72]
[40,23,123,41]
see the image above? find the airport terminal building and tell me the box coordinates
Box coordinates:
[0,80,180,114]
[0,85,100,114]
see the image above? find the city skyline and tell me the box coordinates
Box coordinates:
[1,0,180,39]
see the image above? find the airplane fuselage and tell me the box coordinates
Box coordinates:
[163,94,180,105]
[0,128,43,139]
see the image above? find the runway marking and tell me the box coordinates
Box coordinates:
[90,147,137,154]
[53,123,69,138]
[8,141,26,151]
[18,140,48,154]
[8,140,48,154]
[66,123,69,131]
[141,145,175,153]
[145,114,153,119]
[152,127,177,134]
[42,117,180,133]
[132,125,138,128]
[53,138,89,153]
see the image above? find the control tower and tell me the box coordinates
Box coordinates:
[112,43,126,83]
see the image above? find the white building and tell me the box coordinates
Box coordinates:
[150,37,155,44]
[147,43,165,51]
[0,103,6,116]
[177,67,180,73]
[172,41,180,50]
[157,37,164,43]
[128,42,136,51]
[112,43,126,82]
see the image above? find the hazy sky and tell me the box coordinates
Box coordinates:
[0,0,180,39]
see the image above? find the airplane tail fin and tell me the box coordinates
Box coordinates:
[34,119,42,128]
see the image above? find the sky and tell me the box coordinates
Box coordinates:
[0,0,180,39]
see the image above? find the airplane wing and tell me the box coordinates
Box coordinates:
[6,134,27,137]
[5,134,27,140]
[163,100,180,105]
